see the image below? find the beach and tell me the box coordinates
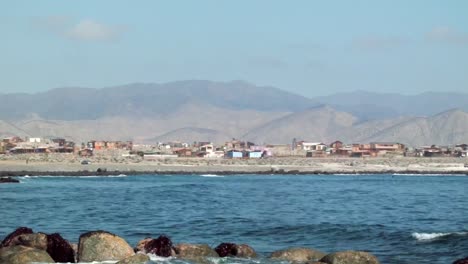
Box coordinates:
[1,154,467,175]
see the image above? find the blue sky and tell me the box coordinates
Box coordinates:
[1,0,467,97]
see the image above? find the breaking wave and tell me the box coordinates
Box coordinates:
[200,174,224,177]
[412,232,468,241]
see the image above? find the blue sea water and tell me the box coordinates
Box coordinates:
[1,174,467,264]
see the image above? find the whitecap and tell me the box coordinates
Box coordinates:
[200,174,224,178]
[411,232,468,241]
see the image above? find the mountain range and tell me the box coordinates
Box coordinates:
[1,80,468,146]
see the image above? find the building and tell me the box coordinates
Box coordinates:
[225,140,255,150]
[247,151,263,158]
[173,148,193,157]
[299,142,327,151]
[226,150,243,158]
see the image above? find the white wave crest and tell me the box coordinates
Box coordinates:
[200,174,224,177]
[412,232,468,241]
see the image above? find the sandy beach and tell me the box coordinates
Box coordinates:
[1,154,467,175]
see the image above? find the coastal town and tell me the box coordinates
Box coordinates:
[1,136,467,160]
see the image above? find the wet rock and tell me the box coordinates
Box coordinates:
[235,244,257,258]
[78,230,134,262]
[215,242,237,257]
[116,253,151,264]
[134,238,153,253]
[0,177,20,184]
[144,235,174,257]
[174,243,218,258]
[320,251,379,264]
[0,227,34,247]
[47,233,75,263]
[454,257,468,264]
[270,247,326,263]
[0,245,54,264]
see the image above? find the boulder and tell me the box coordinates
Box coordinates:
[0,245,54,264]
[270,247,326,263]
[235,244,257,258]
[0,227,34,247]
[46,233,75,263]
[215,243,237,257]
[320,251,379,264]
[78,230,134,262]
[0,177,20,184]
[144,235,175,257]
[134,238,153,253]
[454,257,468,264]
[174,243,218,258]
[8,233,48,250]
[116,253,151,264]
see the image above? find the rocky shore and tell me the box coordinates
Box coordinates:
[0,156,468,177]
[1,227,466,264]
[0,227,380,264]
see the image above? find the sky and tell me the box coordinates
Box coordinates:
[0,0,467,97]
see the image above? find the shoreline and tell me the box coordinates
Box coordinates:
[1,158,468,177]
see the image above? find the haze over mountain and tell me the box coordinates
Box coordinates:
[1,80,468,146]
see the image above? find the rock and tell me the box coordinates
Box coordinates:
[78,230,134,262]
[454,257,468,264]
[270,247,326,263]
[215,242,237,257]
[235,244,257,258]
[144,235,174,257]
[9,233,48,250]
[174,243,218,258]
[0,177,20,184]
[0,227,34,247]
[116,253,151,264]
[46,233,75,263]
[0,245,54,264]
[134,238,153,253]
[320,251,379,264]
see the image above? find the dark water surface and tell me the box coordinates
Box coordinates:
[1,174,467,263]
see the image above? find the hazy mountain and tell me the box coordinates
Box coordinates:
[148,127,229,144]
[243,105,358,144]
[0,80,316,121]
[314,90,468,118]
[1,81,468,146]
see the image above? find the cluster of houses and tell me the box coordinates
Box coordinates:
[1,136,467,159]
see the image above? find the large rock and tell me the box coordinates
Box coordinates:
[78,230,134,262]
[454,257,468,264]
[0,227,34,247]
[144,235,175,257]
[8,233,48,250]
[215,243,237,257]
[320,251,379,264]
[235,244,257,258]
[174,243,218,258]
[214,242,257,258]
[270,247,326,263]
[46,233,75,263]
[116,253,151,264]
[134,238,153,253]
[0,245,54,264]
[0,177,20,184]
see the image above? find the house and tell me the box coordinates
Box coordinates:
[299,142,327,151]
[28,137,42,143]
[370,142,405,154]
[51,138,66,147]
[173,148,193,157]
[226,150,243,158]
[247,151,263,158]
[330,140,343,149]
[225,140,255,150]
[306,150,326,158]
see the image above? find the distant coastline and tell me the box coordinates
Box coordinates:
[1,157,467,177]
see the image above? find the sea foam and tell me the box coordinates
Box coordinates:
[412,232,468,241]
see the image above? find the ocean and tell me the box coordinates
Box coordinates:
[1,174,467,263]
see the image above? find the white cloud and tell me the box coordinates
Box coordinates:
[426,26,468,45]
[34,16,125,42]
[66,19,124,41]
